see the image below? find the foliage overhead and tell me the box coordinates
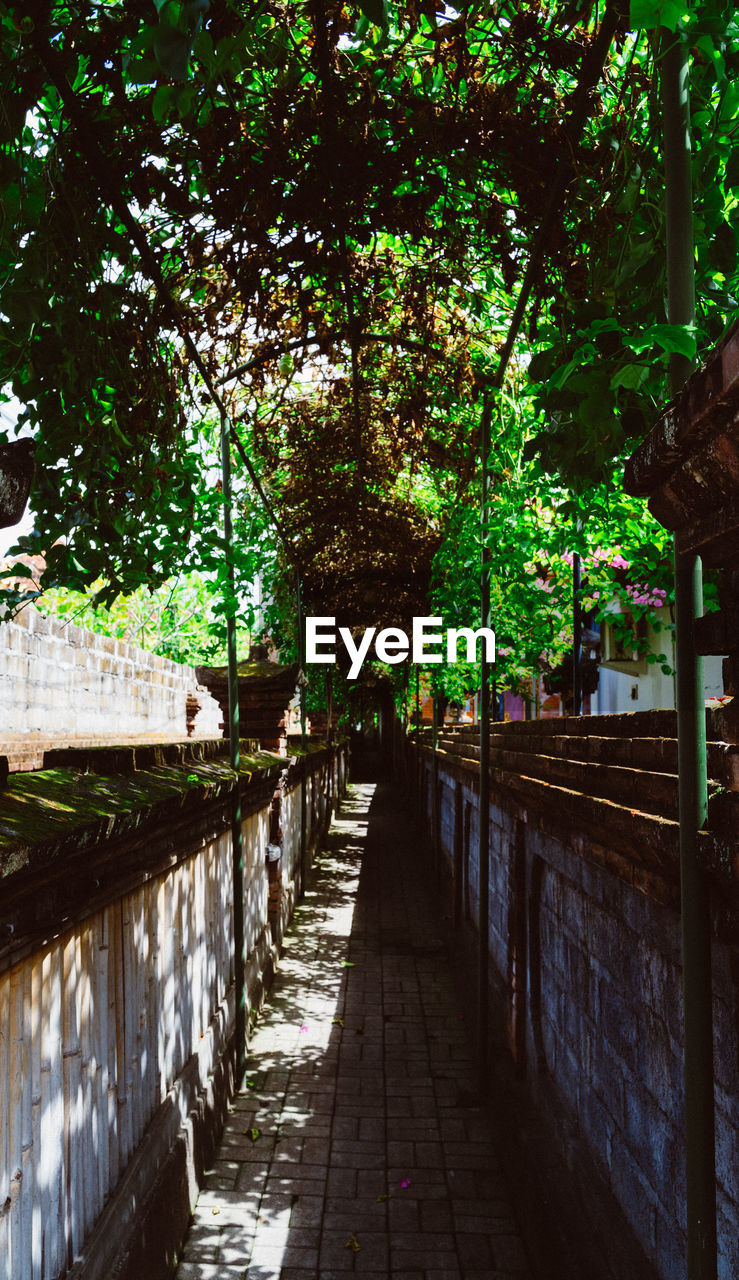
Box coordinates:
[0,0,736,692]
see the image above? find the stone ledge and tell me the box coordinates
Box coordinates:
[0,754,279,879]
[0,742,345,973]
[429,706,725,741]
[42,738,228,773]
[439,730,739,789]
[438,743,685,820]
[418,743,737,922]
[424,744,681,866]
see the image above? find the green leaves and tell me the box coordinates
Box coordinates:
[610,363,649,390]
[626,323,697,360]
[146,0,211,82]
[629,0,688,31]
[724,149,739,189]
[357,0,389,28]
[154,23,191,81]
[2,0,736,682]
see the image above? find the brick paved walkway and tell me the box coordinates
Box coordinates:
[175,775,532,1280]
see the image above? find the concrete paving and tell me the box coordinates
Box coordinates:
[175,775,533,1280]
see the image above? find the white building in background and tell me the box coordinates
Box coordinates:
[594,601,725,715]
[460,600,727,724]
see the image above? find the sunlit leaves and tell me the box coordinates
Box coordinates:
[629,0,688,31]
[1,0,735,674]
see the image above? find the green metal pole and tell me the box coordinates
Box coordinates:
[431,692,439,882]
[478,397,491,1097]
[402,660,409,788]
[220,412,246,1089]
[297,574,307,897]
[573,551,582,716]
[326,668,333,744]
[415,664,421,802]
[325,667,333,823]
[661,27,716,1280]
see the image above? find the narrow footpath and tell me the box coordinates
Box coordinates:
[175,772,533,1280]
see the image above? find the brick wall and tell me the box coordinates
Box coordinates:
[0,606,222,765]
[0,739,348,1280]
[410,716,738,1280]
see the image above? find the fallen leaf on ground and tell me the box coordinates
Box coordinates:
[344,1234,361,1252]
[332,1018,344,1027]
[211,1206,221,1216]
[376,1193,392,1202]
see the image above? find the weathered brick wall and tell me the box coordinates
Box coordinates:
[0,739,348,1280]
[0,606,221,764]
[412,717,738,1280]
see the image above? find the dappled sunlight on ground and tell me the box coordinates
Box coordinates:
[175,777,531,1280]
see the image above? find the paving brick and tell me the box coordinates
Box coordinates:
[357,1117,385,1142]
[491,1234,530,1270]
[179,1222,220,1262]
[391,1249,460,1269]
[288,1195,324,1227]
[332,1115,359,1140]
[176,1266,247,1279]
[387,1199,421,1230]
[318,1230,358,1270]
[174,779,531,1280]
[456,1230,494,1266]
[204,1164,240,1191]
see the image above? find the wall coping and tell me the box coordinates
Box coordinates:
[411,736,737,937]
[0,739,346,975]
[420,706,727,740]
[0,739,342,876]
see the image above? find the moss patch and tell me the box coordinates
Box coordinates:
[0,751,284,879]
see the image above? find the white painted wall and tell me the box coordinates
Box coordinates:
[0,605,222,752]
[597,602,725,715]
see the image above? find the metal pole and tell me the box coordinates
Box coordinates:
[297,574,307,897]
[431,692,439,881]
[403,660,410,787]
[220,412,246,1089]
[326,668,333,744]
[661,26,716,1280]
[573,551,582,716]
[478,397,491,1096]
[415,664,421,802]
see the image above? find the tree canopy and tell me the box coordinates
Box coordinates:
[1,0,736,696]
